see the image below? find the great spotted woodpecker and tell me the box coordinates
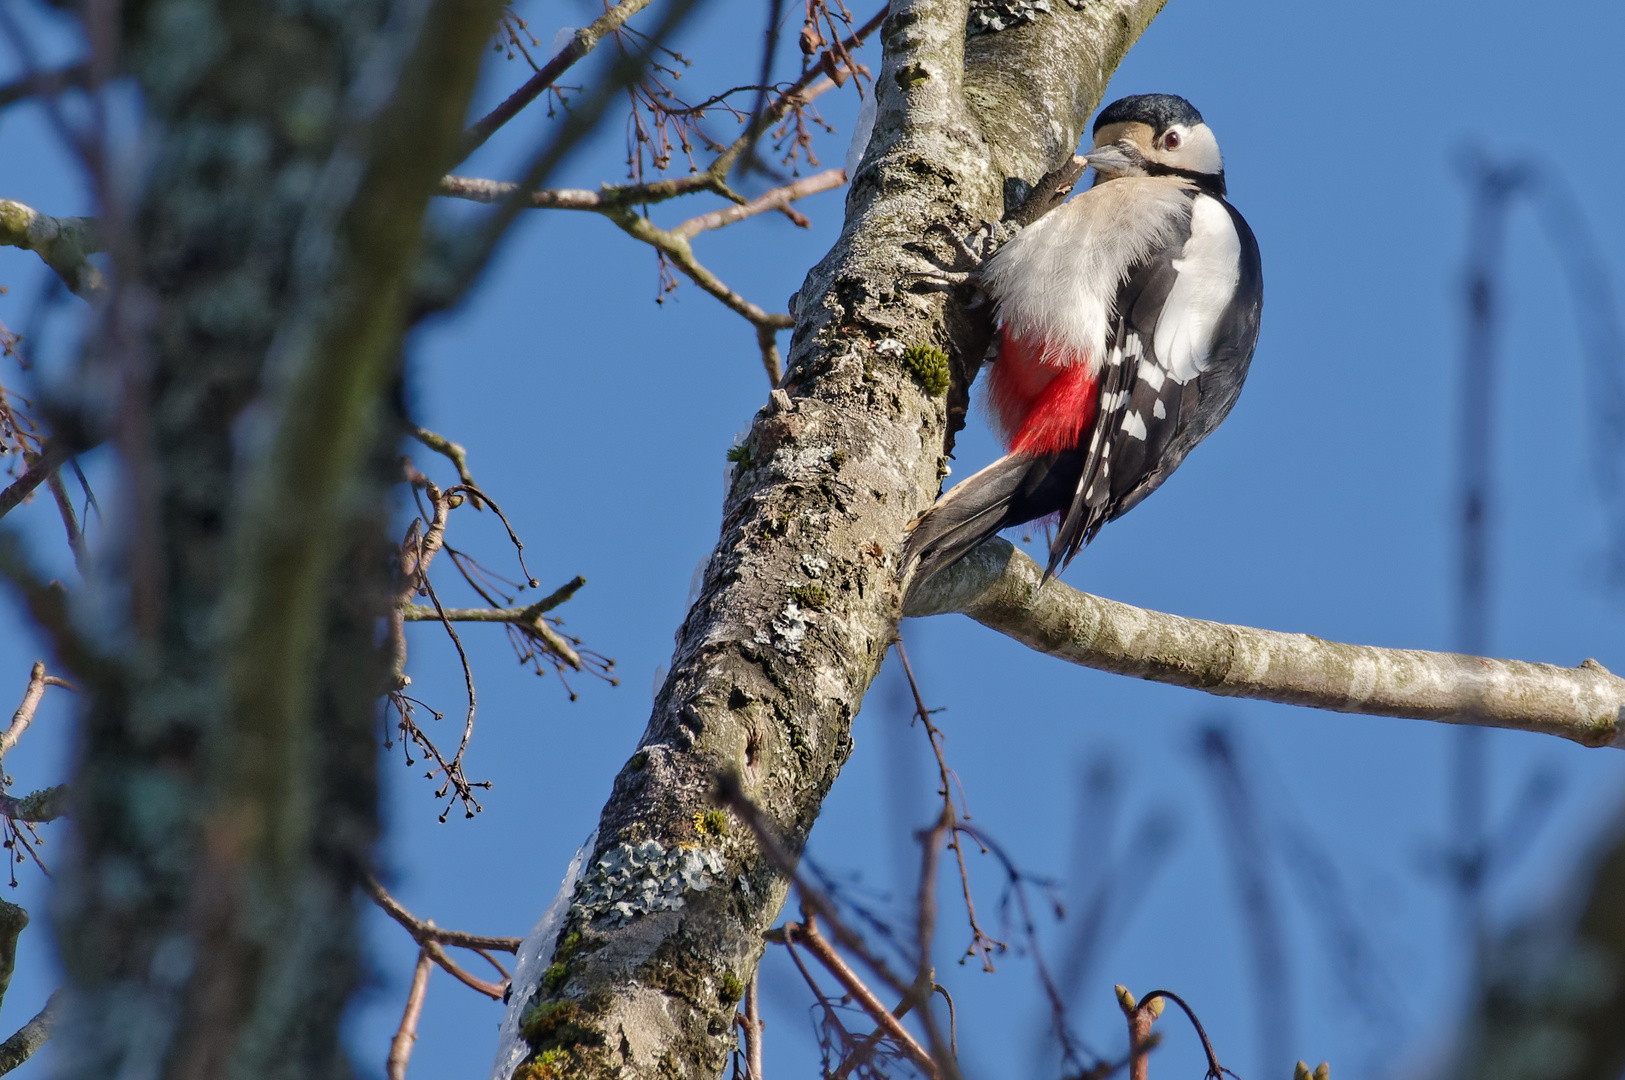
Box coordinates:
[905,93,1263,587]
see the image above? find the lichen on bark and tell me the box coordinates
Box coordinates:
[497,1,1169,1076]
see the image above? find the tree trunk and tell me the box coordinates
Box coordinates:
[500,2,1168,1076]
[47,1,497,1076]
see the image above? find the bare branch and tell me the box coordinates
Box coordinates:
[45,468,87,575]
[906,539,1625,747]
[0,200,102,298]
[743,970,764,1080]
[783,917,939,1079]
[0,785,68,824]
[0,661,72,761]
[0,440,69,526]
[386,948,433,1080]
[410,426,479,495]
[0,62,87,108]
[461,0,656,160]
[362,872,523,954]
[400,596,584,669]
[676,167,846,238]
[0,988,58,1075]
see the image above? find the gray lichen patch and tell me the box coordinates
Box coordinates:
[575,841,727,927]
[968,0,1084,35]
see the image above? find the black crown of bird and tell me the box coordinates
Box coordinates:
[902,93,1263,594]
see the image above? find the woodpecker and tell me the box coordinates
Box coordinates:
[905,93,1263,588]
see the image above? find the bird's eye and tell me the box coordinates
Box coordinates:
[1163,130,1181,150]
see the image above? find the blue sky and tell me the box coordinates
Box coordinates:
[2,0,1624,1078]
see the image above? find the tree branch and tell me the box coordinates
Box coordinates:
[460,0,655,160]
[676,168,846,238]
[363,872,523,953]
[905,538,1625,747]
[0,440,70,526]
[0,988,57,1075]
[0,786,68,824]
[0,661,72,761]
[437,175,797,381]
[387,948,433,1080]
[0,200,102,298]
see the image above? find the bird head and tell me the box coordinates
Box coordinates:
[1083,93,1225,192]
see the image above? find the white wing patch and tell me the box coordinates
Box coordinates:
[1153,193,1241,384]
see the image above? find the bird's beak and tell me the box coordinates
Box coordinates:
[1082,142,1136,177]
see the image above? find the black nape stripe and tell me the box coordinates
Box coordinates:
[1143,161,1227,197]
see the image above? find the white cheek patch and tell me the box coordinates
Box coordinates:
[1154,193,1241,384]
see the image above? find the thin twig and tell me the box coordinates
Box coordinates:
[677,167,845,236]
[894,640,1005,970]
[45,468,86,575]
[461,0,656,159]
[0,662,72,760]
[410,427,481,504]
[744,969,764,1080]
[0,440,68,526]
[362,872,523,953]
[386,948,434,1080]
[783,916,939,1079]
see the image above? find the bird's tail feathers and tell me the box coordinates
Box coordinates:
[903,454,1032,590]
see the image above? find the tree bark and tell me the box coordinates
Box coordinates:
[907,538,1625,747]
[47,1,498,1077]
[497,2,1168,1077]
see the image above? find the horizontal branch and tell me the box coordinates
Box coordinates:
[0,200,101,298]
[905,539,1625,748]
[400,577,584,669]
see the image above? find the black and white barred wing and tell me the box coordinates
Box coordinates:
[1048,192,1251,578]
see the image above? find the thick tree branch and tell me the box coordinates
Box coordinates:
[906,539,1625,747]
[495,2,1169,1077]
[0,200,102,298]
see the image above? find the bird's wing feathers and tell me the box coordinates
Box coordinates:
[1047,191,1246,578]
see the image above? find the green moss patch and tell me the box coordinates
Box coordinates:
[901,345,950,396]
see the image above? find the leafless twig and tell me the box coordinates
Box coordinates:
[386,948,434,1080]
[461,0,657,159]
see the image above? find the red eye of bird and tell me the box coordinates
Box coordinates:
[1164,130,1181,149]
